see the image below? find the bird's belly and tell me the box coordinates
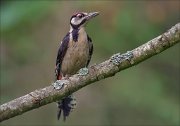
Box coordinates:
[61,42,89,75]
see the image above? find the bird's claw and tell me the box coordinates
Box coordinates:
[110,51,133,65]
[53,80,68,90]
[78,67,89,76]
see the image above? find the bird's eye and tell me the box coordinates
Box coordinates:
[77,14,83,18]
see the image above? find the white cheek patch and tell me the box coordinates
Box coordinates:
[71,17,85,26]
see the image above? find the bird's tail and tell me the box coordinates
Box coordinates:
[57,94,76,121]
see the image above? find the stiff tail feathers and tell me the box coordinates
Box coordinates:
[55,67,76,121]
[57,95,76,121]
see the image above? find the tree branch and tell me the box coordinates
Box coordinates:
[0,23,180,122]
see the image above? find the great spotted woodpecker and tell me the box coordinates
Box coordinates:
[54,12,99,121]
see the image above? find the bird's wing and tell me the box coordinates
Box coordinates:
[86,34,93,67]
[55,32,70,80]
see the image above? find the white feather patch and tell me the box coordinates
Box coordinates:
[71,17,84,25]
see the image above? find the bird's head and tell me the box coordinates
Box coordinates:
[70,12,99,30]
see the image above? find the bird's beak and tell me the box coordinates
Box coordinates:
[86,12,99,20]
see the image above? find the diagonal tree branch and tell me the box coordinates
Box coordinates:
[0,23,180,122]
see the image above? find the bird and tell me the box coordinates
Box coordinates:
[54,12,99,121]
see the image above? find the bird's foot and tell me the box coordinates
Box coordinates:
[53,80,69,90]
[110,51,133,65]
[78,67,89,76]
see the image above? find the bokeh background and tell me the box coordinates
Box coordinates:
[0,1,180,126]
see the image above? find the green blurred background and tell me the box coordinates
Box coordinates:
[0,1,180,126]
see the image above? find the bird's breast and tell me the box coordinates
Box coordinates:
[61,30,89,75]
